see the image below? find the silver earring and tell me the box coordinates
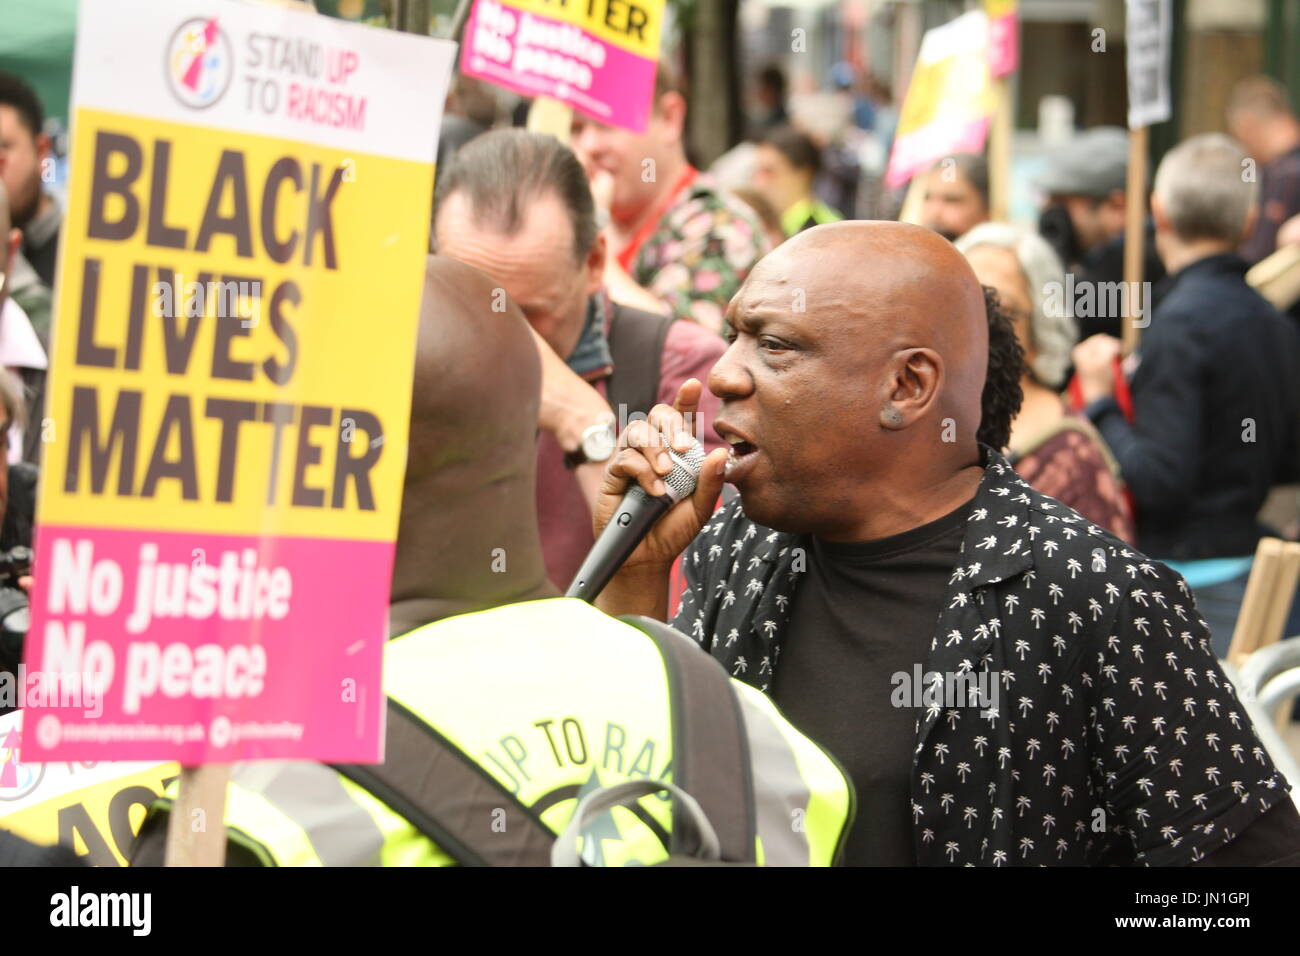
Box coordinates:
[884,408,904,427]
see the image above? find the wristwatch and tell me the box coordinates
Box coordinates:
[564,421,617,469]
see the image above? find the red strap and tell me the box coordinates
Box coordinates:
[616,165,698,273]
[1067,356,1133,421]
[1066,354,1137,524]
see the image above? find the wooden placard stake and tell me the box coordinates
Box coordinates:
[164,764,231,866]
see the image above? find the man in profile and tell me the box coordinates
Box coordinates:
[130,257,853,867]
[1228,76,1300,265]
[434,130,727,589]
[570,64,768,334]
[1036,127,1165,340]
[594,220,1300,866]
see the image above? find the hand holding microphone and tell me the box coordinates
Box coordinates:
[573,380,729,602]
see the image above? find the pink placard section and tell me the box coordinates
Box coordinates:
[885,116,992,190]
[460,1,658,134]
[988,12,1020,79]
[20,525,391,763]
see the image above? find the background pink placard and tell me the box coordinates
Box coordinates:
[21,525,391,763]
[460,1,658,133]
[988,12,1020,79]
[885,116,992,189]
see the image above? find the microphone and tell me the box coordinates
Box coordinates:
[566,438,706,602]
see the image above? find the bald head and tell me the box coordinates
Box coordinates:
[390,256,552,633]
[750,220,988,427]
[407,255,540,482]
[709,219,989,540]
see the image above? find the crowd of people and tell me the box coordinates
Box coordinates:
[4,44,1300,866]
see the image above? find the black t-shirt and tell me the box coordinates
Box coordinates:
[772,498,972,866]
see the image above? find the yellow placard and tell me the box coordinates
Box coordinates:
[497,0,663,59]
[40,109,433,542]
[1,762,179,866]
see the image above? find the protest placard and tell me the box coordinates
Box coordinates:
[20,0,455,764]
[1125,0,1172,131]
[1120,0,1171,354]
[985,0,1018,80]
[0,709,177,865]
[885,10,997,191]
[460,0,665,133]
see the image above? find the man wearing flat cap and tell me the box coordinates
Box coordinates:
[1037,126,1166,341]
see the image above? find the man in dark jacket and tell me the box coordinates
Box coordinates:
[594,220,1300,866]
[1076,134,1300,649]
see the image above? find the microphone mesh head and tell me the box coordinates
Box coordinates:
[663,440,706,503]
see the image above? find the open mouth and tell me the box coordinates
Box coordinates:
[724,437,760,479]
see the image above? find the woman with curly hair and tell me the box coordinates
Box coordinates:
[961,223,1134,541]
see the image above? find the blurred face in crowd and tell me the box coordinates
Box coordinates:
[434,189,604,361]
[570,92,687,224]
[1052,191,1126,254]
[964,245,1036,372]
[921,165,988,242]
[0,401,9,523]
[752,143,810,217]
[0,178,20,312]
[1227,109,1273,163]
[0,105,49,228]
[708,222,985,538]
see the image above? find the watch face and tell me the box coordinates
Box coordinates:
[583,425,617,462]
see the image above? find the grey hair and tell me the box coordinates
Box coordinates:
[1153,133,1257,244]
[433,129,597,264]
[955,222,1076,389]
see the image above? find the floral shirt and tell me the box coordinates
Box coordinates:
[628,175,769,335]
[671,448,1294,865]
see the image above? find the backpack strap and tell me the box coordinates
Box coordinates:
[619,615,757,863]
[606,303,673,423]
[331,698,556,867]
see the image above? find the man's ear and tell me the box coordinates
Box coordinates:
[584,232,606,297]
[1150,193,1170,235]
[880,348,942,429]
[1239,203,1259,245]
[657,92,687,147]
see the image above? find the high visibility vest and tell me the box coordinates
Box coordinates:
[133,599,854,866]
[781,197,843,236]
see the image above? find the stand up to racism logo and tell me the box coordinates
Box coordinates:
[165,16,234,109]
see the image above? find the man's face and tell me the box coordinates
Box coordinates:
[0,106,46,228]
[921,167,987,242]
[1055,193,1125,253]
[435,190,601,360]
[1227,112,1265,162]
[571,96,678,220]
[751,143,805,219]
[710,249,892,534]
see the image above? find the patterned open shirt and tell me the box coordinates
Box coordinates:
[671,449,1292,865]
[628,174,769,335]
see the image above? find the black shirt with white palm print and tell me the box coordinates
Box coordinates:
[672,448,1295,865]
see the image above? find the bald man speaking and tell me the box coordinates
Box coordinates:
[596,221,1300,866]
